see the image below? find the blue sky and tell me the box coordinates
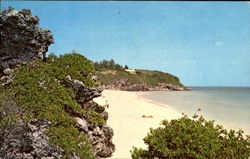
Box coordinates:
[2,1,250,86]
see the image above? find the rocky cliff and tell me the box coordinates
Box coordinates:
[0,8,115,159]
[0,7,53,72]
[0,7,53,85]
[65,76,115,158]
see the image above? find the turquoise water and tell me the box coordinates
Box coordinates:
[142,87,250,135]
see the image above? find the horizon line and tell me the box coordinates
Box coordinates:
[186,86,250,88]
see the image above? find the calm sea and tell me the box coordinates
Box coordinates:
[141,87,250,135]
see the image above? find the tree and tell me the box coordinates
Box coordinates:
[47,52,57,59]
[124,65,129,69]
[71,49,78,54]
[109,59,115,69]
[101,60,109,69]
[131,114,250,159]
[94,59,123,71]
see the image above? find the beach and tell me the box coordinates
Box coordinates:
[141,88,250,135]
[95,90,182,159]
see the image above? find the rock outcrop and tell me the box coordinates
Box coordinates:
[0,119,64,159]
[0,8,115,159]
[65,76,115,158]
[75,117,115,158]
[101,81,190,91]
[0,7,53,84]
[0,76,115,159]
[65,76,103,104]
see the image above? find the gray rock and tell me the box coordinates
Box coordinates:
[88,125,115,157]
[0,7,53,75]
[81,101,105,114]
[65,75,115,158]
[84,124,115,158]
[69,152,82,159]
[100,111,109,121]
[65,75,103,103]
[101,82,189,91]
[91,75,99,81]
[75,116,115,158]
[3,68,13,75]
[0,68,15,86]
[75,117,89,132]
[0,119,63,159]
[76,87,103,104]
[65,75,85,90]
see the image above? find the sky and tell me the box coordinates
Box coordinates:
[2,1,250,86]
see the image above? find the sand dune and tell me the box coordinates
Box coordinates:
[96,90,182,159]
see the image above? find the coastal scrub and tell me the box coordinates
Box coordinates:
[131,114,250,159]
[97,69,183,87]
[2,53,106,158]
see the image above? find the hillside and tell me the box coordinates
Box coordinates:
[0,7,187,159]
[0,8,114,159]
[94,60,188,91]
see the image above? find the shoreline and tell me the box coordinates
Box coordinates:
[98,90,182,159]
[100,84,191,91]
[136,90,250,136]
[95,89,250,159]
[137,91,182,115]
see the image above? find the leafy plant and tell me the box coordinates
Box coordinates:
[94,59,123,71]
[131,114,250,159]
[2,52,105,158]
[96,69,183,87]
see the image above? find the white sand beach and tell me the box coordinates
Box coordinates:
[95,90,182,159]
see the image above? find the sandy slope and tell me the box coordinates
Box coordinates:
[94,90,182,159]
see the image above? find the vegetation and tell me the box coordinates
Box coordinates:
[131,113,250,159]
[0,52,106,158]
[97,69,184,87]
[0,90,20,127]
[94,59,124,71]
[124,65,129,69]
[47,52,57,59]
[94,58,184,87]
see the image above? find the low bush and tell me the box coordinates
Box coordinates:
[131,114,250,159]
[1,53,105,158]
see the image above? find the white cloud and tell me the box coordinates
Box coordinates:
[248,2,250,7]
[215,41,224,47]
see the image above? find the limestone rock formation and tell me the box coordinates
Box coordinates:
[65,76,115,158]
[0,8,115,159]
[0,119,64,159]
[65,75,103,103]
[0,75,115,159]
[102,82,189,91]
[75,117,115,158]
[0,7,53,76]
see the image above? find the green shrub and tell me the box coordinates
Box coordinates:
[5,53,105,158]
[131,114,250,159]
[0,87,21,126]
[47,53,97,87]
[94,59,123,71]
[47,125,94,159]
[97,69,183,87]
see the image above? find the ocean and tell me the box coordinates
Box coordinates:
[141,87,250,135]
